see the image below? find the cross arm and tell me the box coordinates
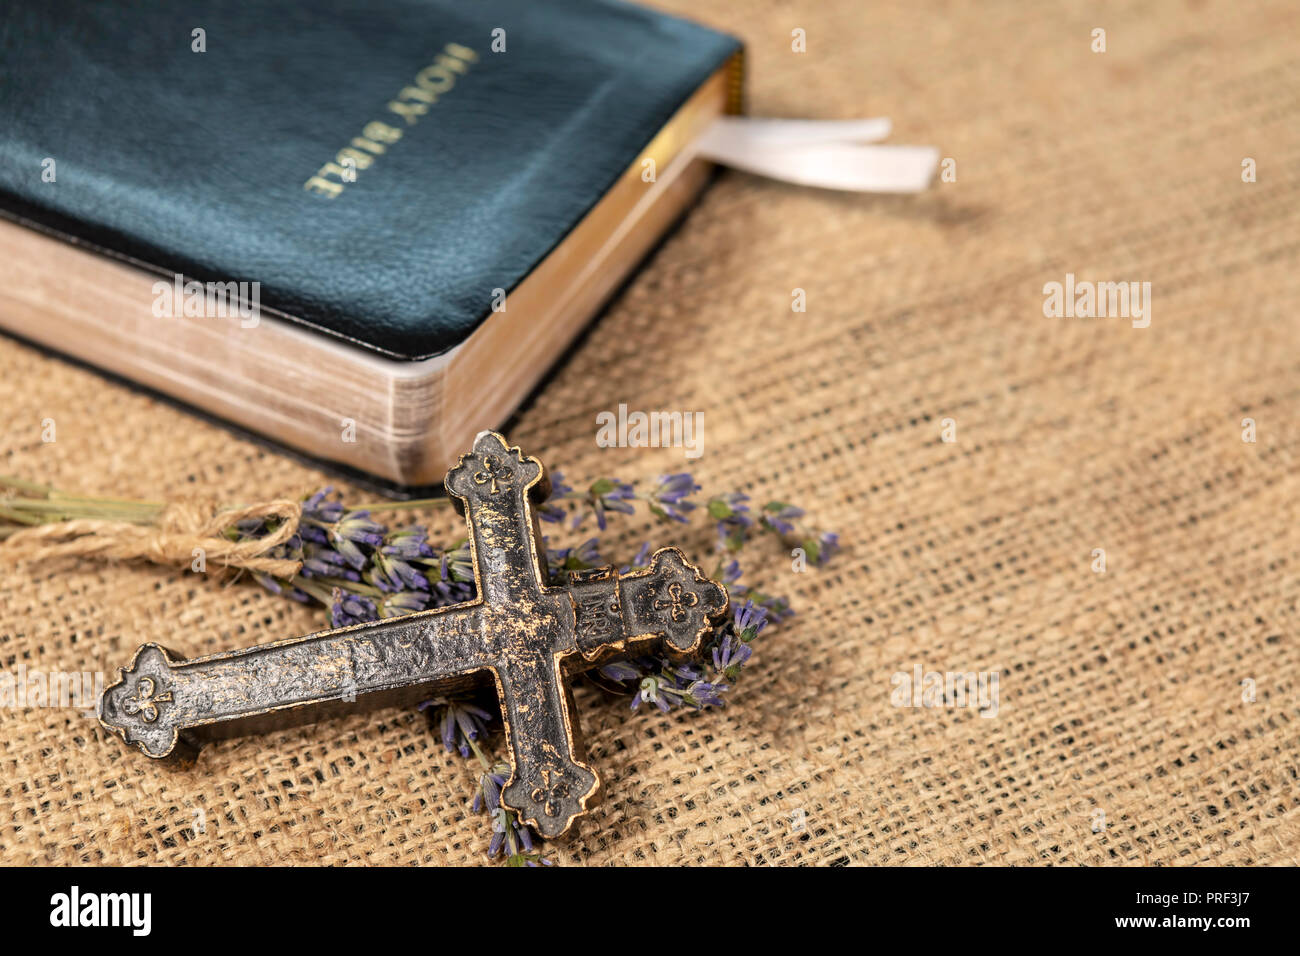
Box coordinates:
[98,604,488,765]
[567,546,729,663]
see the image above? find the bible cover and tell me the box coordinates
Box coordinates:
[0,0,740,361]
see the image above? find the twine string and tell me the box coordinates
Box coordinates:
[0,499,303,577]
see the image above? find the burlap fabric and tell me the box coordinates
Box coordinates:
[2,0,1298,866]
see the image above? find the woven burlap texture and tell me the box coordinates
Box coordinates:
[2,0,1298,865]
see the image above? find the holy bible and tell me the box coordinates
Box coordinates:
[0,0,742,486]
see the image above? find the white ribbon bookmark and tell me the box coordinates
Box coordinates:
[693,116,939,193]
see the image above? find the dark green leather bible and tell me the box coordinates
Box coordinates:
[0,0,742,485]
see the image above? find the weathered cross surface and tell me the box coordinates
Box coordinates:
[99,432,728,838]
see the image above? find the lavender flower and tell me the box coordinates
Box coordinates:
[733,599,769,640]
[614,600,770,713]
[472,765,507,814]
[726,567,794,620]
[597,660,643,682]
[629,670,728,712]
[647,473,699,523]
[620,541,653,574]
[720,558,749,600]
[587,478,635,531]
[301,542,362,582]
[368,528,432,592]
[301,487,344,526]
[811,531,841,565]
[721,559,743,585]
[428,552,474,606]
[709,492,753,551]
[686,679,727,707]
[759,593,796,620]
[472,761,548,864]
[252,573,311,603]
[420,696,493,758]
[538,471,572,524]
[440,541,474,583]
[327,511,386,569]
[632,675,671,713]
[761,501,806,535]
[330,588,378,628]
[379,590,431,617]
[712,632,753,681]
[571,537,601,568]
[547,537,602,575]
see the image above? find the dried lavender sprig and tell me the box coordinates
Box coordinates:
[418,696,493,759]
[540,472,705,531]
[709,492,754,552]
[755,501,841,565]
[709,495,839,565]
[716,558,796,621]
[416,698,550,864]
[463,741,551,866]
[603,598,770,713]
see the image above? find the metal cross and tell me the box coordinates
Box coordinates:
[98,431,728,838]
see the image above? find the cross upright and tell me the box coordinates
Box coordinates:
[98,431,729,838]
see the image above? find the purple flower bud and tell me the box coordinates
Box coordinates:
[761,502,805,535]
[733,599,768,638]
[330,589,379,627]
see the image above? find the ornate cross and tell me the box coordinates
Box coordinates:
[98,432,728,838]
